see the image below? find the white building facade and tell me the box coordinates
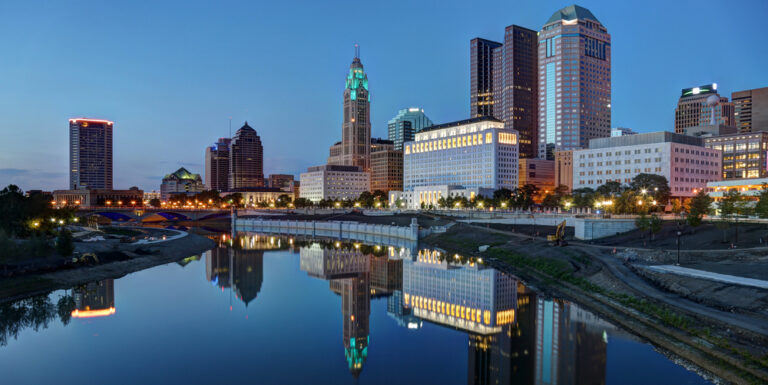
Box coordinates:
[402,117,518,195]
[572,132,721,197]
[299,165,370,202]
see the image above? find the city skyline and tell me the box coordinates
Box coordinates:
[1,0,767,190]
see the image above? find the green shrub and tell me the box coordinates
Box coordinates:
[55,230,74,257]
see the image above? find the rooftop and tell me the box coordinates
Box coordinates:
[587,131,704,149]
[164,167,201,181]
[545,4,600,25]
[418,116,503,134]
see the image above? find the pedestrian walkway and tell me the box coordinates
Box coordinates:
[645,265,768,289]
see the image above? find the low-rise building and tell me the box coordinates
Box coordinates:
[389,185,494,209]
[143,190,161,202]
[704,132,768,180]
[554,150,573,192]
[572,132,721,198]
[267,174,295,190]
[52,187,144,207]
[518,158,555,200]
[371,138,403,193]
[299,165,370,202]
[706,178,768,201]
[161,167,205,200]
[225,187,288,207]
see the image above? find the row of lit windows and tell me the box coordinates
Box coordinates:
[406,133,495,154]
[404,292,493,325]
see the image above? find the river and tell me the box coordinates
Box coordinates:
[0,231,713,384]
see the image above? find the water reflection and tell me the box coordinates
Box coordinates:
[0,234,708,384]
[0,279,115,346]
[292,238,613,384]
[72,279,115,318]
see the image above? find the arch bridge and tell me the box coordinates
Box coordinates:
[75,207,232,223]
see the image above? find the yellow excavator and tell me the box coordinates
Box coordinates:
[547,220,568,246]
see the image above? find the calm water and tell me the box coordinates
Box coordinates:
[0,233,712,385]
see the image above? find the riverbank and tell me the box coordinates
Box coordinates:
[0,228,215,303]
[422,223,768,385]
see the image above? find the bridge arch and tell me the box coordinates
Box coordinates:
[84,211,136,222]
[140,211,191,222]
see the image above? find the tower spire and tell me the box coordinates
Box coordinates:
[354,44,359,59]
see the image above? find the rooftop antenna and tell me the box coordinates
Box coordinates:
[228,117,232,138]
[355,44,359,58]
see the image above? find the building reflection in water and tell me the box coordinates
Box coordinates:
[204,234,270,307]
[299,241,399,378]
[465,283,609,385]
[222,237,611,383]
[402,249,517,335]
[72,279,115,318]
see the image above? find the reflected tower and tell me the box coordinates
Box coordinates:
[72,279,115,318]
[232,249,264,306]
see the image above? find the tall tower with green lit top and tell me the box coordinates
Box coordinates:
[340,47,371,171]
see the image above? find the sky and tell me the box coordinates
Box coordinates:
[1,0,767,191]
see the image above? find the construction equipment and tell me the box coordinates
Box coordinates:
[547,220,568,246]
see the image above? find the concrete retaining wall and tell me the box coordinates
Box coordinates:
[460,216,636,240]
[235,218,419,242]
[574,218,636,240]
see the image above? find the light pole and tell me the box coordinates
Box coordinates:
[676,230,682,265]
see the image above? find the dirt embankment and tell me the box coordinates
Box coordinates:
[423,223,768,384]
[0,231,215,303]
[596,221,768,250]
[632,266,768,316]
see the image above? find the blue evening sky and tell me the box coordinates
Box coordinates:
[1,0,766,191]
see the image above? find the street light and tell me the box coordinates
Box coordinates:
[676,230,682,265]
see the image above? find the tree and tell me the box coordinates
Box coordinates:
[357,191,374,208]
[630,174,671,206]
[227,193,244,208]
[512,185,538,209]
[754,185,768,218]
[649,214,662,240]
[596,181,624,197]
[635,213,650,238]
[718,190,743,243]
[275,194,292,208]
[148,198,161,208]
[541,185,569,209]
[493,188,513,201]
[687,190,712,227]
[294,198,313,208]
[571,188,596,208]
[55,229,74,256]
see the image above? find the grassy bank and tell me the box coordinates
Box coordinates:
[424,225,768,384]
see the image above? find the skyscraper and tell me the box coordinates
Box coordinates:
[387,108,433,151]
[471,25,539,159]
[500,25,539,159]
[333,48,371,171]
[470,38,503,118]
[205,137,231,192]
[538,5,611,159]
[229,122,264,189]
[69,118,113,190]
[732,86,768,133]
[674,83,734,133]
